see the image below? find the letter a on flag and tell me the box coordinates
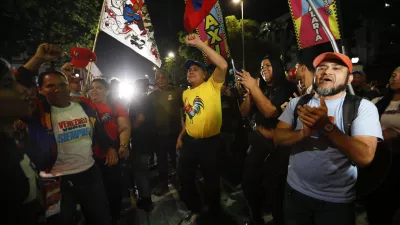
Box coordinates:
[289,0,341,49]
[100,0,162,67]
[184,0,218,32]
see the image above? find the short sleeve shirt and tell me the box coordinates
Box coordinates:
[183,74,223,138]
[278,93,383,203]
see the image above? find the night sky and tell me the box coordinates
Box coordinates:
[94,0,289,83]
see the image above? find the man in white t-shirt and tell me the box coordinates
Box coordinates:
[20,44,112,225]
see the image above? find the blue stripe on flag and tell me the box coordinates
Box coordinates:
[192,0,203,11]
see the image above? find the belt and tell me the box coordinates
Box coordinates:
[184,133,220,142]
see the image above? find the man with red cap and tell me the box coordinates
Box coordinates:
[260,52,383,225]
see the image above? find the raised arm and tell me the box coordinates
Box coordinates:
[185,34,228,83]
[237,70,278,118]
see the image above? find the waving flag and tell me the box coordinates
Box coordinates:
[184,0,218,32]
[100,0,161,67]
[289,0,341,49]
[196,1,230,64]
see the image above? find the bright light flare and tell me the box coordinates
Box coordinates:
[75,73,80,77]
[168,52,175,58]
[232,0,241,4]
[385,3,390,7]
[351,57,360,64]
[118,82,136,100]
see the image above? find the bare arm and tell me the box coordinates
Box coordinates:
[186,34,228,83]
[273,121,305,146]
[249,85,279,118]
[237,70,278,118]
[197,44,228,83]
[117,116,131,147]
[322,127,377,167]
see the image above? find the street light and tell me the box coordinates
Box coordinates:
[168,52,175,58]
[351,57,360,64]
[233,0,245,69]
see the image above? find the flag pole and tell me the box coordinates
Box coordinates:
[86,0,106,87]
[306,0,355,95]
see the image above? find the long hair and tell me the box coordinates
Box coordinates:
[375,90,393,118]
[259,55,287,91]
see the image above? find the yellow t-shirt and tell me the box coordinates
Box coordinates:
[183,74,223,138]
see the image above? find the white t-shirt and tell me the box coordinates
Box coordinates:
[43,102,94,177]
[371,97,400,133]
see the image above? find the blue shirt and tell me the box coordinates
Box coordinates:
[278,93,383,203]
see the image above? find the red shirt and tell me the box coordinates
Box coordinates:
[80,98,129,157]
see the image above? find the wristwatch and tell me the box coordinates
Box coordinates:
[324,123,335,132]
[120,144,129,149]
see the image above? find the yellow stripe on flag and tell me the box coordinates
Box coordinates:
[329,4,341,39]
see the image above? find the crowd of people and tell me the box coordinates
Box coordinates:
[2,33,400,225]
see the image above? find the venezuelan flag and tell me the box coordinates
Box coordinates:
[184,0,218,32]
[289,0,341,49]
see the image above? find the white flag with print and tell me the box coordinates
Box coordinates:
[100,0,162,67]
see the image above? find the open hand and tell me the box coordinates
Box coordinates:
[236,70,258,91]
[34,43,62,62]
[105,148,119,166]
[185,34,203,47]
[297,98,330,130]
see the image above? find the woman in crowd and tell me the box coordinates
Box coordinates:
[365,67,400,225]
[87,78,131,225]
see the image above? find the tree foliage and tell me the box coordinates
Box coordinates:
[1,0,103,59]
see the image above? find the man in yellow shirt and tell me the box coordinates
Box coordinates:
[176,34,228,223]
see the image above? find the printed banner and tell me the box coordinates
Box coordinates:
[289,0,341,49]
[196,2,230,64]
[100,0,162,67]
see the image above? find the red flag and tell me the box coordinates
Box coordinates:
[184,0,218,32]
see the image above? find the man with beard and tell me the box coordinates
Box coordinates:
[149,69,182,196]
[267,52,382,225]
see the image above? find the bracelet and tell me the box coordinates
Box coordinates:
[120,144,129,149]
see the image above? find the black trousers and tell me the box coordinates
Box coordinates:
[96,160,123,222]
[242,144,288,225]
[363,154,400,225]
[156,133,178,186]
[177,134,221,215]
[284,183,355,225]
[53,165,111,225]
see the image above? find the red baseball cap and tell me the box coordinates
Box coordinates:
[313,52,353,73]
[70,47,97,68]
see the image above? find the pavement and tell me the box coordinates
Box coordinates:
[116,164,370,225]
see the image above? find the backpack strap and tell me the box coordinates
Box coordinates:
[292,94,314,130]
[342,94,362,136]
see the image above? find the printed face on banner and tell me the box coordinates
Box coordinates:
[101,0,162,67]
